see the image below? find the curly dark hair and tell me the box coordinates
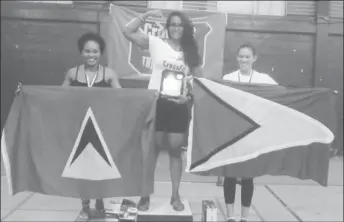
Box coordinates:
[77,32,106,54]
[166,11,201,73]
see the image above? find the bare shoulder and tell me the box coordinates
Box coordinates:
[103,66,121,88]
[103,67,118,79]
[66,66,77,79]
[61,66,77,86]
[104,66,115,75]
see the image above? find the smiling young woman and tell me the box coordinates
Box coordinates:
[62,32,121,89]
[123,9,202,212]
[223,44,277,85]
[221,43,278,222]
[61,32,121,220]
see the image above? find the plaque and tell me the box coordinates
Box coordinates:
[160,70,185,98]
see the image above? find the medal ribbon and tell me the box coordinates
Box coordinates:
[85,66,99,87]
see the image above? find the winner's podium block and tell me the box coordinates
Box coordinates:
[74,198,193,222]
[137,198,193,222]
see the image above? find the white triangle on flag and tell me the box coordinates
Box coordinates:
[186,78,334,173]
[62,107,121,180]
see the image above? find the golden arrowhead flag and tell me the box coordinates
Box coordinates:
[186,78,336,186]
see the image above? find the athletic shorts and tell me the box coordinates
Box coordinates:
[155,97,190,133]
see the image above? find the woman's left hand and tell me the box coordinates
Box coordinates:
[167,95,189,104]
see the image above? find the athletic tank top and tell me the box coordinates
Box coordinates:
[69,65,111,88]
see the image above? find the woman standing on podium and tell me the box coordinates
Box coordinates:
[123,10,202,211]
[62,32,121,220]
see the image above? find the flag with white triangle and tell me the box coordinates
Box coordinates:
[186,78,336,186]
[62,107,121,180]
[1,85,157,198]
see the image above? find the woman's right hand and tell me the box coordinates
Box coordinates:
[144,10,163,18]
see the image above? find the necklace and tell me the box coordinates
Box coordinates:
[84,65,99,87]
[238,70,254,83]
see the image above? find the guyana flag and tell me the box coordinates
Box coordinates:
[1,86,158,198]
[186,78,336,186]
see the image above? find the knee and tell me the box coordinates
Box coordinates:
[168,147,182,158]
[241,178,254,186]
[81,199,90,206]
[166,134,184,158]
[241,178,254,192]
[224,177,236,186]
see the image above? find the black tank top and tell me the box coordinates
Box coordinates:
[70,65,111,88]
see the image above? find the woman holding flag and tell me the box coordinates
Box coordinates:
[221,43,278,222]
[123,9,202,211]
[62,32,121,220]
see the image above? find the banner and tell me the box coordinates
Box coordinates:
[186,78,337,186]
[1,86,158,198]
[108,4,227,80]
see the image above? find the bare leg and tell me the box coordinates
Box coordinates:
[81,199,90,210]
[79,199,91,219]
[241,207,250,221]
[225,204,235,220]
[95,199,104,210]
[137,132,165,211]
[167,132,185,211]
[169,148,183,199]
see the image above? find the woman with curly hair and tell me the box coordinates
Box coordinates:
[62,32,121,220]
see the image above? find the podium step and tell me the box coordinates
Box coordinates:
[74,198,193,222]
[137,198,193,222]
[74,209,106,222]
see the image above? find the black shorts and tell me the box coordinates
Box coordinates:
[155,97,190,133]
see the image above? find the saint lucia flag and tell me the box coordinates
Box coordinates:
[186,78,337,186]
[1,86,157,198]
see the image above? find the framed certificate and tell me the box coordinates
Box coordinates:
[160,70,185,98]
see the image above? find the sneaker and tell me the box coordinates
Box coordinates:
[226,217,236,222]
[239,218,248,222]
[137,196,150,211]
[170,196,185,211]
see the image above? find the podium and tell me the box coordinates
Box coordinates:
[137,198,193,222]
[74,198,193,222]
